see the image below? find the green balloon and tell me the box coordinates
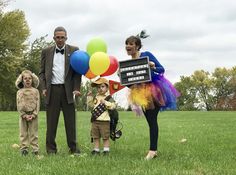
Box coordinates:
[86,37,107,56]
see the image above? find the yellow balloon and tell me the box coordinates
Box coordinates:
[89,52,110,75]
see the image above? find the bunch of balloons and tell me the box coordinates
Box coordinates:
[70,37,119,79]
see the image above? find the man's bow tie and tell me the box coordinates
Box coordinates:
[56,48,65,54]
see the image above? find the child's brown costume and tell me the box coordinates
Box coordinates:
[15,71,40,154]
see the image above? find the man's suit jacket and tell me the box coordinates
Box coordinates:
[39,44,82,104]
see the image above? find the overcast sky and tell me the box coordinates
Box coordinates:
[5,0,236,107]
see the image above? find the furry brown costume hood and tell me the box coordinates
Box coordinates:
[15,70,39,89]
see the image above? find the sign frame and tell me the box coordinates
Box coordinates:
[118,56,151,86]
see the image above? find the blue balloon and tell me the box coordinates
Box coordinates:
[70,50,90,75]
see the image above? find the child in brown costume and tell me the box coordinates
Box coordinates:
[15,70,40,155]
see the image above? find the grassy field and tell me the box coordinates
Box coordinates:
[0,111,235,175]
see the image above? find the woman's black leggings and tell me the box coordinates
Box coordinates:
[143,106,160,151]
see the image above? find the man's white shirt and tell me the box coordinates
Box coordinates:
[51,46,65,84]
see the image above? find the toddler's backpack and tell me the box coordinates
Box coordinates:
[105,95,122,141]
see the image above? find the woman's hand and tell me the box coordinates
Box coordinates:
[149,61,156,69]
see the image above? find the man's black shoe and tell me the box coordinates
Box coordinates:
[47,150,57,155]
[69,149,81,156]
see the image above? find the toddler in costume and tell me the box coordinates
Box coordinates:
[15,70,40,155]
[87,77,117,155]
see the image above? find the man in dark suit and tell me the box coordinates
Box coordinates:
[39,26,81,155]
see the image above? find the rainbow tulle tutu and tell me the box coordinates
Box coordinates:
[128,74,180,112]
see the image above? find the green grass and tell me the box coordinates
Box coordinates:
[0,111,235,175]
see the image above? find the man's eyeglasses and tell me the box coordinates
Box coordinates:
[54,36,67,40]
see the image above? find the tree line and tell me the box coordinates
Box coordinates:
[175,67,236,111]
[1,1,235,111]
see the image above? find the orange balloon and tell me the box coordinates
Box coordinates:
[85,69,97,79]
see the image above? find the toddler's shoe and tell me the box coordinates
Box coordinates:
[21,149,28,156]
[32,151,39,156]
[91,150,100,155]
[103,151,109,156]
